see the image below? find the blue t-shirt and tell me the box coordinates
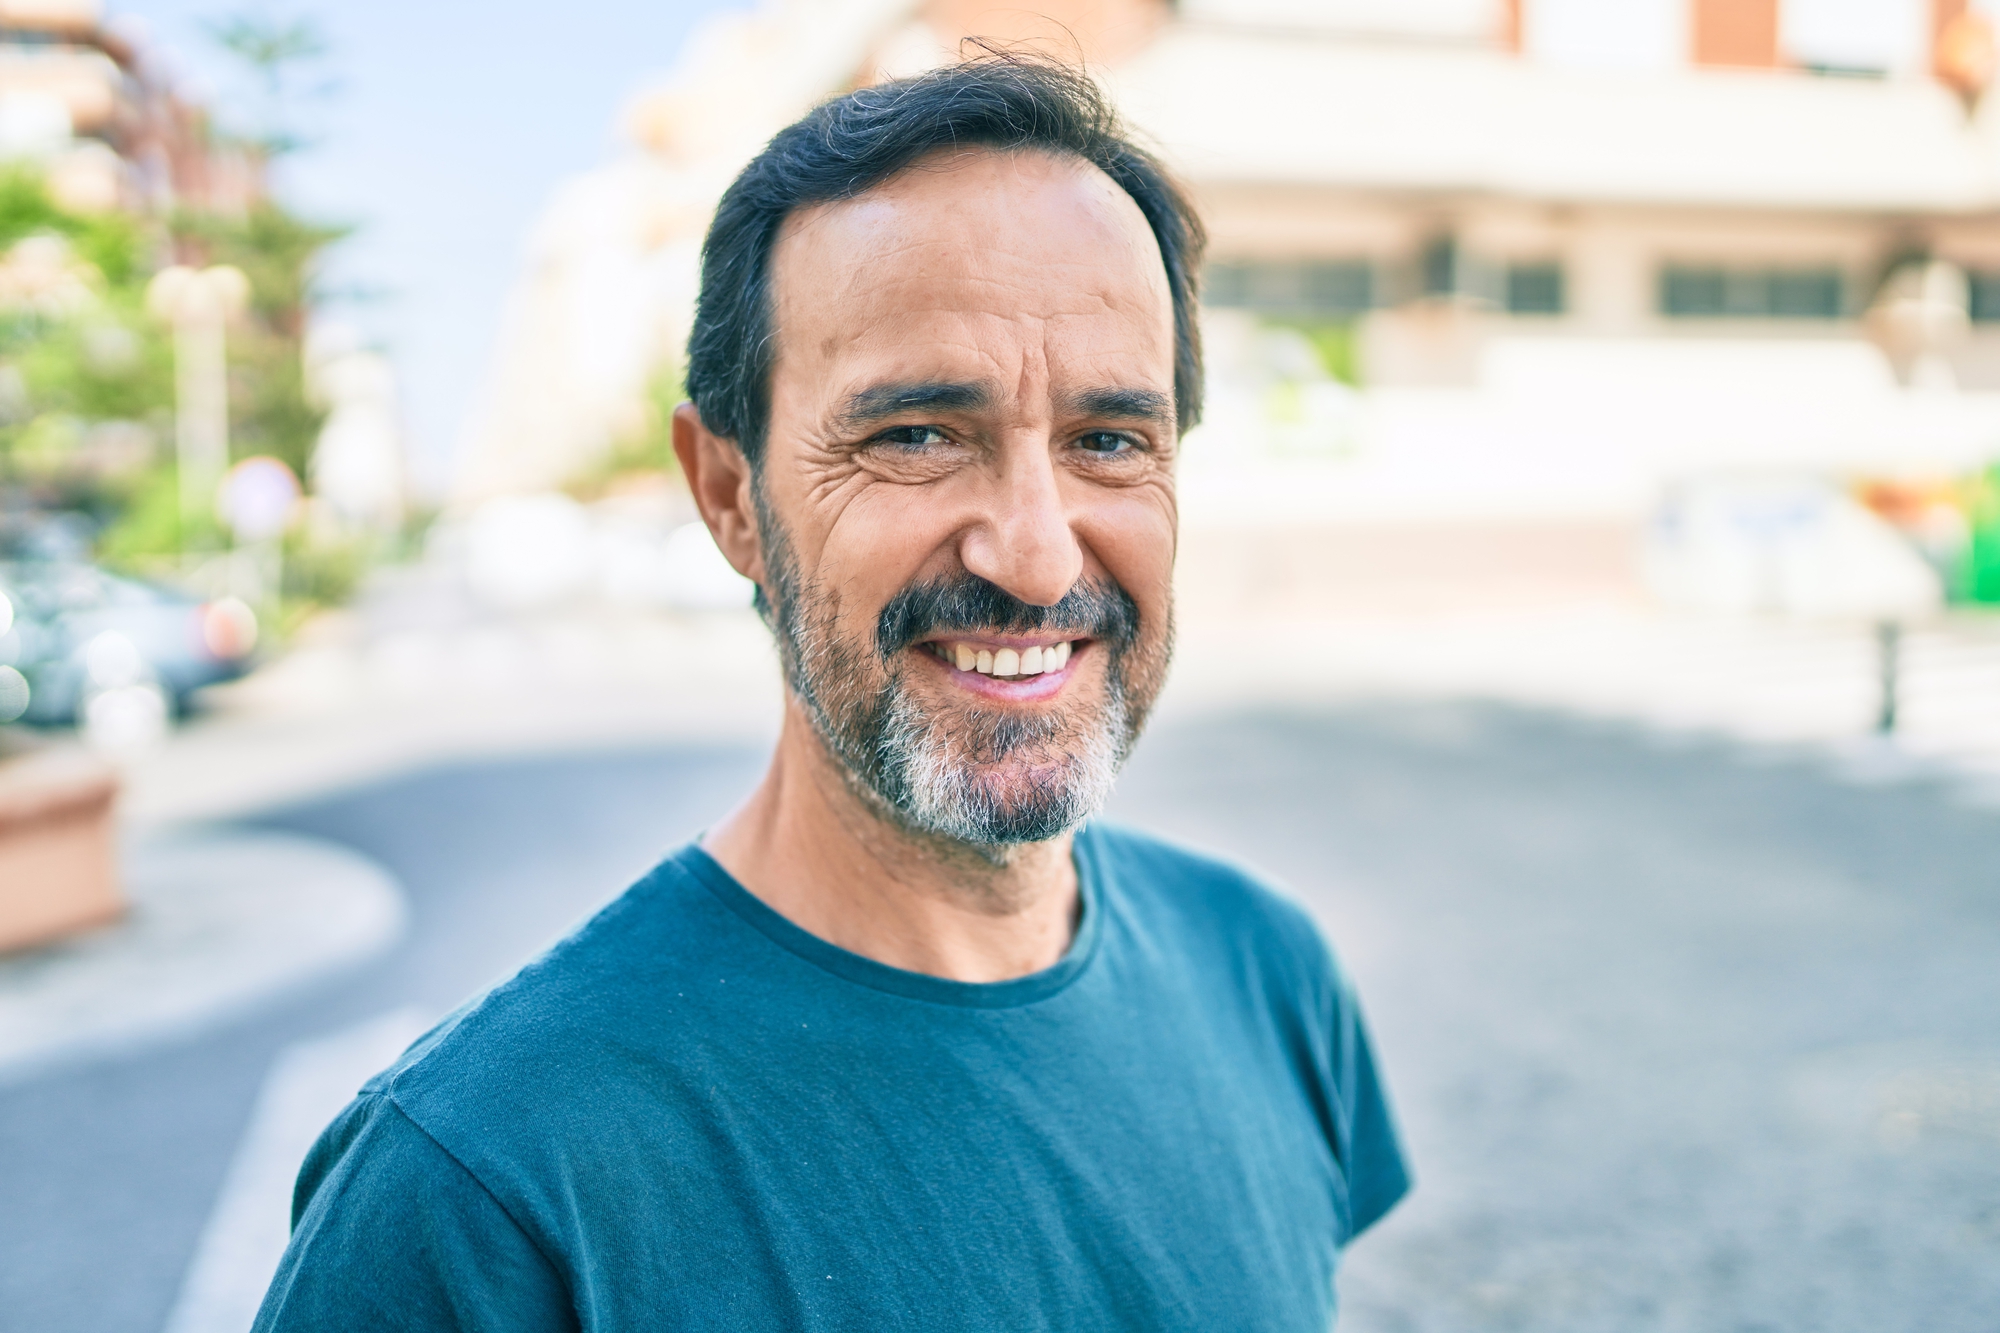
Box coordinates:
[256,824,1409,1332]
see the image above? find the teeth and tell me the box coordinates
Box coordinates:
[945,640,1076,678]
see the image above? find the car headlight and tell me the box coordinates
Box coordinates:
[0,665,26,722]
[84,631,151,688]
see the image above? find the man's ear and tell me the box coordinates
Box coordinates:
[674,401,766,586]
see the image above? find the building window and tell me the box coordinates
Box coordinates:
[1767,269,1843,316]
[1204,261,1374,316]
[1967,270,2000,323]
[1780,0,1926,79]
[1419,237,1458,298]
[1660,265,1844,319]
[0,28,66,51]
[1505,262,1565,314]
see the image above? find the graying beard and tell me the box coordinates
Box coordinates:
[756,501,1134,847]
[871,670,1130,847]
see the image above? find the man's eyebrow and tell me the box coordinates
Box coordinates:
[833,381,991,432]
[1064,386,1175,424]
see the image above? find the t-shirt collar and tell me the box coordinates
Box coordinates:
[675,828,1105,1009]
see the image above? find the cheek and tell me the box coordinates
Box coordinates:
[1075,484,1177,610]
[815,488,959,623]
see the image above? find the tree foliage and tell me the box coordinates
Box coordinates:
[0,165,345,561]
[0,7,374,639]
[173,204,351,481]
[203,12,334,157]
[0,171,172,535]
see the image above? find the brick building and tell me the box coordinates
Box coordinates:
[0,0,258,217]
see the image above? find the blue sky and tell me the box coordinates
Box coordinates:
[108,0,743,493]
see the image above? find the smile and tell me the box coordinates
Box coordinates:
[923,638,1079,683]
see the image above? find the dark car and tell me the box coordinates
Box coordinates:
[0,561,258,726]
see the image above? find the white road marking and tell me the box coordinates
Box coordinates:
[162,1007,433,1333]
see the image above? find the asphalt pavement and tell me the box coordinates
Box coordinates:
[3,704,1997,1331]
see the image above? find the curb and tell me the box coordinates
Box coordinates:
[0,828,407,1084]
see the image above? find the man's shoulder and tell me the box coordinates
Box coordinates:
[363,847,731,1144]
[1081,821,1338,982]
[1083,820,1321,929]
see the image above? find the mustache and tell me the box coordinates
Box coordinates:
[874,574,1140,661]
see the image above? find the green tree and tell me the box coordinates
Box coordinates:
[0,167,146,286]
[0,10,372,629]
[172,204,350,481]
[0,171,173,525]
[204,11,333,158]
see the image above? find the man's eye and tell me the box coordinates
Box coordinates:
[1077,431,1135,455]
[874,425,949,449]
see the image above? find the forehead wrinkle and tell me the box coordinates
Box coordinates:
[771,177,1174,437]
[831,270,1143,331]
[785,215,1163,317]
[804,307,1163,428]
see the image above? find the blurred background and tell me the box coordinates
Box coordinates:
[2,0,1999,1329]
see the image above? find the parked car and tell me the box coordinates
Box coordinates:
[0,561,258,727]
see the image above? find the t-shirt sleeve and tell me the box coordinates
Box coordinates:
[1336,985,1411,1242]
[252,1092,577,1333]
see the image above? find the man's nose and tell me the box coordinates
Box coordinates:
[957,442,1083,608]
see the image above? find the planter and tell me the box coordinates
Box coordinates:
[0,744,122,954]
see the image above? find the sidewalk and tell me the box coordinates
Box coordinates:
[116,603,785,830]
[0,827,406,1084]
[1164,519,2000,805]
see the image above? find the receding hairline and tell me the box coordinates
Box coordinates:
[684,57,1209,458]
[777,142,1158,246]
[766,144,1174,344]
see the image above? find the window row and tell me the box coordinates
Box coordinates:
[1657,266,1844,319]
[1205,259,2000,323]
[1203,258,1565,317]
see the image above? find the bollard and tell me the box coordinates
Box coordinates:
[1876,620,1902,734]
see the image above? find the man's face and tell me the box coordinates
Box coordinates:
[757,148,1179,847]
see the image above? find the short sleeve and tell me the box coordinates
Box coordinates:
[1337,988,1411,1241]
[252,1093,577,1333]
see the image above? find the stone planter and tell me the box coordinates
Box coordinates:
[0,744,122,954]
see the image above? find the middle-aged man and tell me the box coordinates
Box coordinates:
[256,57,1408,1331]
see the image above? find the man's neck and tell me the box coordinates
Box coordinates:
[701,699,1080,983]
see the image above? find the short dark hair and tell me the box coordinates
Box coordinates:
[684,56,1206,466]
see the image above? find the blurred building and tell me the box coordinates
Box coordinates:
[456,0,2000,521]
[0,0,260,216]
[1148,0,2000,388]
[305,324,408,535]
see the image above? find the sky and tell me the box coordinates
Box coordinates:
[107,0,744,495]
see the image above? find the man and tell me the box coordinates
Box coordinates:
[257,57,1407,1331]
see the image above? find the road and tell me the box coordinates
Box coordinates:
[3,702,1997,1331]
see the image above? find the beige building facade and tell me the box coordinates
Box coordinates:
[456,0,2000,519]
[1131,0,2000,397]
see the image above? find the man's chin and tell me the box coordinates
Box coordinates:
[881,746,1117,847]
[907,800,1085,850]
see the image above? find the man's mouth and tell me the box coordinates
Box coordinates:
[922,638,1078,682]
